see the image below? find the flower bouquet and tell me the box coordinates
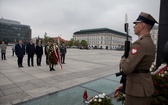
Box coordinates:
[48,43,58,64]
[85,93,113,105]
[150,63,168,105]
[114,86,125,104]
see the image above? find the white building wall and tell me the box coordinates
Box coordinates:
[73,32,131,49]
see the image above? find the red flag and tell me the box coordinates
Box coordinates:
[83,90,88,100]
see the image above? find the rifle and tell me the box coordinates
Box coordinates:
[115,14,130,93]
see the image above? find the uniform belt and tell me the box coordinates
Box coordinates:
[132,69,149,73]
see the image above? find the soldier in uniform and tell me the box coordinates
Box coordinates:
[120,12,158,105]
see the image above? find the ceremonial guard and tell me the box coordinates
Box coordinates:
[120,12,158,105]
[46,41,61,71]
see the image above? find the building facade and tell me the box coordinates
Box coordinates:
[150,25,158,47]
[73,28,132,50]
[0,18,31,44]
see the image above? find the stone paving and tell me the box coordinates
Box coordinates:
[0,46,123,105]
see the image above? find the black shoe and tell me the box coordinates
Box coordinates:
[21,66,24,67]
[32,65,34,67]
[52,68,55,71]
[28,65,31,67]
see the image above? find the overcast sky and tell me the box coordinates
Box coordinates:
[0,0,160,41]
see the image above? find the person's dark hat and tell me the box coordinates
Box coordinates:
[133,12,158,26]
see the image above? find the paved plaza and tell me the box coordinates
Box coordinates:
[0,47,123,105]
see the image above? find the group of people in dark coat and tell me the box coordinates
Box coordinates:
[14,39,67,70]
[15,39,43,68]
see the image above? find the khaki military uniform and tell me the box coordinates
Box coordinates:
[120,34,155,105]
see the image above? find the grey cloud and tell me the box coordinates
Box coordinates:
[0,0,160,40]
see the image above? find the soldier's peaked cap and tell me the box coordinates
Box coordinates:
[133,12,158,26]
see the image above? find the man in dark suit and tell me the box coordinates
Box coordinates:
[15,40,25,67]
[60,42,67,64]
[45,41,50,65]
[35,41,43,66]
[26,39,35,67]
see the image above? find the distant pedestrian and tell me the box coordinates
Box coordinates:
[15,40,25,67]
[45,41,50,65]
[36,41,43,66]
[60,42,67,64]
[0,41,7,60]
[26,39,35,67]
[12,44,15,56]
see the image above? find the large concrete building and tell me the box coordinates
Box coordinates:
[73,28,132,50]
[0,18,31,44]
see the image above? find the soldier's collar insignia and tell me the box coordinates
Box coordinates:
[131,48,138,55]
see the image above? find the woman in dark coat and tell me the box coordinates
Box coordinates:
[35,41,43,66]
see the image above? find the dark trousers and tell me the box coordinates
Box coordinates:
[49,64,55,71]
[18,57,23,67]
[46,56,49,65]
[1,53,6,60]
[37,55,42,66]
[27,55,34,66]
[12,50,15,56]
[61,54,65,63]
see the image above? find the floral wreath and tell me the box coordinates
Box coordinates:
[150,63,168,104]
[48,43,58,65]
